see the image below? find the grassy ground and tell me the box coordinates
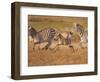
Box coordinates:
[28,41,88,66]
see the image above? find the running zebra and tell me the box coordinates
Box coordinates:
[72,23,88,47]
[45,31,73,51]
[28,26,37,42]
[59,31,73,45]
[29,27,59,50]
[28,26,37,37]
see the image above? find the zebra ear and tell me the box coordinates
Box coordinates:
[28,26,31,30]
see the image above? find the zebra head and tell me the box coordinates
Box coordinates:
[28,26,37,38]
[53,31,60,41]
[28,26,32,30]
[72,23,88,44]
[72,23,84,36]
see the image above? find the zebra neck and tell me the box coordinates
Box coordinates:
[79,30,84,37]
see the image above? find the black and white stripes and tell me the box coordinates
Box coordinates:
[73,23,88,45]
[28,26,37,38]
[37,27,56,43]
[29,23,88,50]
[28,26,59,50]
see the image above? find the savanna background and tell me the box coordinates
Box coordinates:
[28,15,88,66]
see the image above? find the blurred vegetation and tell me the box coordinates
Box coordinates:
[28,15,88,32]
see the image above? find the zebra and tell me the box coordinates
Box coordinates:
[47,31,74,52]
[60,31,76,52]
[59,31,73,46]
[28,26,74,51]
[72,23,88,47]
[29,27,59,50]
[28,26,37,42]
[28,26,37,37]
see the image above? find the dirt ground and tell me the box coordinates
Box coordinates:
[28,41,88,66]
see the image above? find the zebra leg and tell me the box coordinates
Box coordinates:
[33,42,38,51]
[68,39,75,53]
[69,45,75,53]
[33,43,36,50]
[44,41,51,50]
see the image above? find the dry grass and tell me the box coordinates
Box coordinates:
[28,15,88,31]
[28,41,88,66]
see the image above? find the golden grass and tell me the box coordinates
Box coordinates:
[28,15,88,31]
[28,41,88,66]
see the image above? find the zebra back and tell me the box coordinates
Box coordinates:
[38,28,57,42]
[58,31,73,45]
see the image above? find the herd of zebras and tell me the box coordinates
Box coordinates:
[28,23,88,51]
